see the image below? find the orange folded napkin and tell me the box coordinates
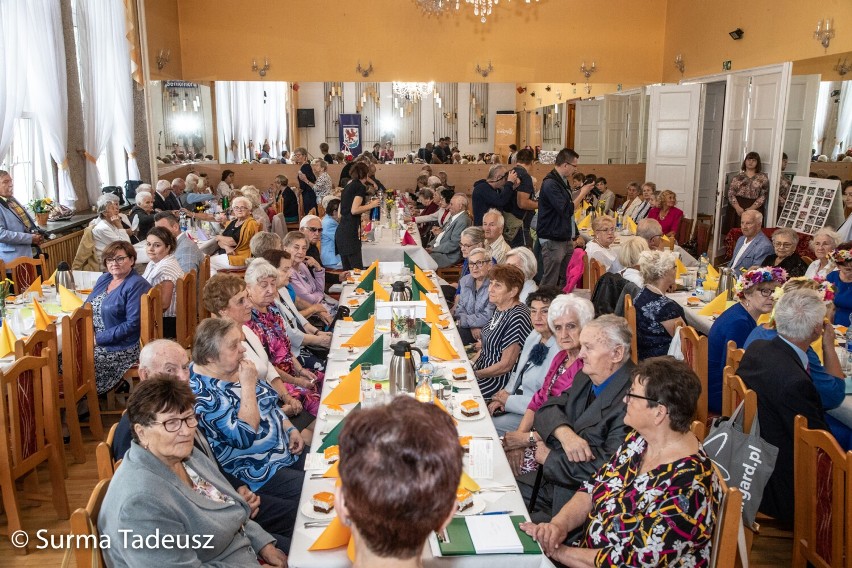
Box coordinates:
[429,324,459,361]
[459,471,481,492]
[323,365,361,406]
[322,461,340,478]
[308,516,352,551]
[401,231,416,245]
[424,295,442,324]
[372,280,390,301]
[58,284,83,312]
[675,258,688,278]
[32,299,57,331]
[43,270,56,286]
[24,276,43,298]
[0,321,17,358]
[341,317,374,348]
[697,293,734,316]
[414,265,436,292]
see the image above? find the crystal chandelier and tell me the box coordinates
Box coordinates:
[414,0,540,24]
[392,82,435,102]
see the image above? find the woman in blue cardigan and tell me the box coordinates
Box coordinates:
[453,247,495,345]
[86,241,151,394]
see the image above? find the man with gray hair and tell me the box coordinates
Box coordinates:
[428,193,471,268]
[636,218,664,251]
[471,164,518,226]
[249,231,283,259]
[483,209,510,264]
[730,209,774,272]
[737,289,829,525]
[299,214,323,264]
[153,179,180,211]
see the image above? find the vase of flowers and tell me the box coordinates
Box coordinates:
[28,197,55,226]
[0,278,13,321]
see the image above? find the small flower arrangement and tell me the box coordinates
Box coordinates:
[832,249,852,265]
[771,276,836,303]
[734,266,788,298]
[28,197,55,214]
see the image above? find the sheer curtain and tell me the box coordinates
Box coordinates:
[831,81,852,159]
[813,82,831,156]
[215,81,288,163]
[0,0,27,163]
[215,82,234,163]
[26,0,75,205]
[107,0,140,180]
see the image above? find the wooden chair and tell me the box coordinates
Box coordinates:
[721,372,757,431]
[709,463,745,568]
[175,270,197,350]
[96,422,120,481]
[69,478,110,568]
[801,255,815,266]
[623,293,638,364]
[690,420,706,442]
[695,221,713,257]
[725,340,745,374]
[676,217,694,246]
[7,255,47,294]
[436,264,463,284]
[197,255,211,321]
[0,351,69,551]
[792,414,851,568]
[680,326,709,425]
[588,258,605,293]
[140,285,164,347]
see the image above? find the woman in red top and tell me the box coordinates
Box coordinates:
[647,189,684,238]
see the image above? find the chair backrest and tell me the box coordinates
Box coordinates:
[7,254,46,294]
[680,325,709,425]
[623,293,638,364]
[677,216,694,245]
[588,258,606,293]
[96,422,120,481]
[175,270,197,349]
[140,285,164,346]
[197,255,211,321]
[722,372,756,431]
[70,478,110,568]
[563,247,586,293]
[60,304,96,398]
[709,463,745,568]
[725,340,745,374]
[690,420,706,442]
[792,414,851,568]
[695,221,712,257]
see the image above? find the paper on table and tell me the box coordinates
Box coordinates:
[467,439,494,480]
[304,452,328,471]
[465,516,524,555]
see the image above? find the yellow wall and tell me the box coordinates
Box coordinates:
[792,51,852,77]
[514,83,645,111]
[144,0,183,81]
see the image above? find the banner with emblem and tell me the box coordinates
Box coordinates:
[339,114,363,157]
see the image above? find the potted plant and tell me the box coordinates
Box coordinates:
[28,197,55,226]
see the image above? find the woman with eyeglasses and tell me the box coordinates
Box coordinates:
[583,215,622,272]
[707,266,787,413]
[521,358,720,567]
[454,247,496,345]
[99,377,287,567]
[761,227,808,277]
[210,195,259,274]
[86,241,151,394]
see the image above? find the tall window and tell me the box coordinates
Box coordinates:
[0,114,55,203]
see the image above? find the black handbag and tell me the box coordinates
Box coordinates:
[102,186,124,205]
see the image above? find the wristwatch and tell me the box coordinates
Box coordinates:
[528,430,536,446]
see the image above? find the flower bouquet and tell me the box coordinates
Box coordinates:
[28,197,55,226]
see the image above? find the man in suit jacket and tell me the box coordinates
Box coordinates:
[731,209,774,272]
[428,194,472,268]
[0,170,42,263]
[154,211,204,274]
[737,288,829,525]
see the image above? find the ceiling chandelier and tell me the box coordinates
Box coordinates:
[414,0,539,24]
[392,81,435,102]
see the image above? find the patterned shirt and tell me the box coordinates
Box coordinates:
[634,288,684,359]
[727,172,770,209]
[581,430,721,567]
[473,303,533,398]
[247,304,295,375]
[190,364,296,492]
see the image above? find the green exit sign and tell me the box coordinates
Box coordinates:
[722,60,732,71]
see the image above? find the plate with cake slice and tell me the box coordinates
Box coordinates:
[453,398,486,421]
[454,488,486,516]
[301,492,337,520]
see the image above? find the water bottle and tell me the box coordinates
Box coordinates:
[845,315,852,375]
[698,254,709,280]
[695,278,705,302]
[615,212,622,231]
[179,210,188,232]
[373,383,386,406]
[415,356,434,403]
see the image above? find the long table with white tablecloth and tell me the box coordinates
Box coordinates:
[360,224,438,270]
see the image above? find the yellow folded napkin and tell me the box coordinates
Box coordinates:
[675,258,687,278]
[44,270,56,286]
[574,209,583,222]
[707,263,720,279]
[624,216,637,234]
[24,276,43,298]
[661,235,674,248]
[429,324,459,361]
[32,299,57,331]
[425,295,442,324]
[414,265,436,292]
[341,317,375,348]
[577,213,592,230]
[322,461,340,478]
[757,313,770,326]
[323,366,361,406]
[309,516,352,551]
[58,284,83,312]
[698,293,734,316]
[703,278,719,291]
[459,471,481,492]
[0,321,17,358]
[372,280,390,301]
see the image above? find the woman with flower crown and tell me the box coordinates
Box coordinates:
[826,244,852,325]
[706,266,787,414]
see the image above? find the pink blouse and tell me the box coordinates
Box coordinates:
[527,351,583,412]
[290,262,326,304]
[647,206,684,236]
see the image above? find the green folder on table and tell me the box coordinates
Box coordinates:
[356,265,376,289]
[404,252,420,272]
[317,403,361,451]
[434,515,540,556]
[350,292,375,321]
[349,336,383,371]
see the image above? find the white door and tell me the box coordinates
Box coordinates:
[748,67,790,222]
[697,82,726,216]
[626,92,642,164]
[784,74,820,177]
[574,99,605,163]
[646,84,704,218]
[604,95,627,164]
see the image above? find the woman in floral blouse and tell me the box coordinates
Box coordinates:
[522,357,721,567]
[725,151,770,233]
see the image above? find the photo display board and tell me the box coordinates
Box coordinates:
[776,176,843,235]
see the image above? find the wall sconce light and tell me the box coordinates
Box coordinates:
[814,18,835,50]
[516,86,527,94]
[544,85,551,92]
[252,58,270,77]
[674,54,685,75]
[556,90,562,101]
[729,28,744,40]
[356,61,374,77]
[584,84,593,95]
[475,61,494,77]
[835,57,850,76]
[156,48,170,70]
[580,61,597,79]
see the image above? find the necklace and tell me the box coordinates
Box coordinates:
[488,308,508,330]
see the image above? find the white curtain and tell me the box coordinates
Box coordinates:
[215,81,234,163]
[0,0,27,164]
[831,81,852,159]
[215,81,288,163]
[106,0,140,181]
[25,0,75,205]
[813,82,831,156]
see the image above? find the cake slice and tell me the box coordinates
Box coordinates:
[326,404,345,419]
[460,399,480,417]
[459,436,472,453]
[312,491,335,514]
[456,488,474,512]
[452,367,468,380]
[324,445,340,464]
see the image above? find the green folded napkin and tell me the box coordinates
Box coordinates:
[411,276,427,301]
[350,292,375,321]
[356,266,376,289]
[404,252,420,272]
[349,335,383,371]
[418,319,432,336]
[317,403,361,451]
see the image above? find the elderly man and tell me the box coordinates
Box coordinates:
[471,164,518,226]
[738,289,829,525]
[483,209,511,264]
[153,179,179,211]
[299,214,323,264]
[0,170,44,262]
[511,315,634,522]
[428,194,472,268]
[636,218,664,251]
[731,209,774,272]
[154,211,204,274]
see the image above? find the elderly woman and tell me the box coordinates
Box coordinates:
[707,266,787,414]
[190,318,306,503]
[454,247,495,344]
[210,195,259,274]
[298,158,332,204]
[337,161,381,270]
[617,236,650,288]
[616,182,642,218]
[827,244,852,325]
[128,189,155,240]
[456,226,486,285]
[321,198,343,269]
[521,357,720,566]
[505,246,538,302]
[142,227,185,339]
[472,265,534,398]
[634,250,685,359]
[92,195,132,261]
[99,378,287,567]
[240,185,270,232]
[283,230,338,315]
[584,215,622,272]
[337,397,461,568]
[414,188,438,241]
[487,287,560,435]
[806,227,840,278]
[86,242,151,394]
[243,259,323,417]
[502,294,595,474]
[762,227,808,277]
[647,189,684,238]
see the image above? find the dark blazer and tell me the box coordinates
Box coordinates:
[534,360,634,489]
[472,178,514,226]
[537,169,575,241]
[737,336,828,522]
[87,272,151,350]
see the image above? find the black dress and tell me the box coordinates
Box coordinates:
[761,253,808,277]
[129,206,155,240]
[336,179,367,270]
[299,163,317,215]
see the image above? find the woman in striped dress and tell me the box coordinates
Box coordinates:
[472,265,533,398]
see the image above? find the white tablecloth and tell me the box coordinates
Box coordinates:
[579,230,698,267]
[667,291,715,335]
[360,225,438,271]
[287,278,552,568]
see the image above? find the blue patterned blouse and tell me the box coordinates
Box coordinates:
[190,364,296,492]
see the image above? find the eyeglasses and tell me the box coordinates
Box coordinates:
[624,391,661,405]
[597,227,616,233]
[231,206,250,211]
[754,288,775,298]
[469,260,490,268]
[105,256,129,265]
[305,227,323,233]
[151,414,198,432]
[773,241,795,248]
